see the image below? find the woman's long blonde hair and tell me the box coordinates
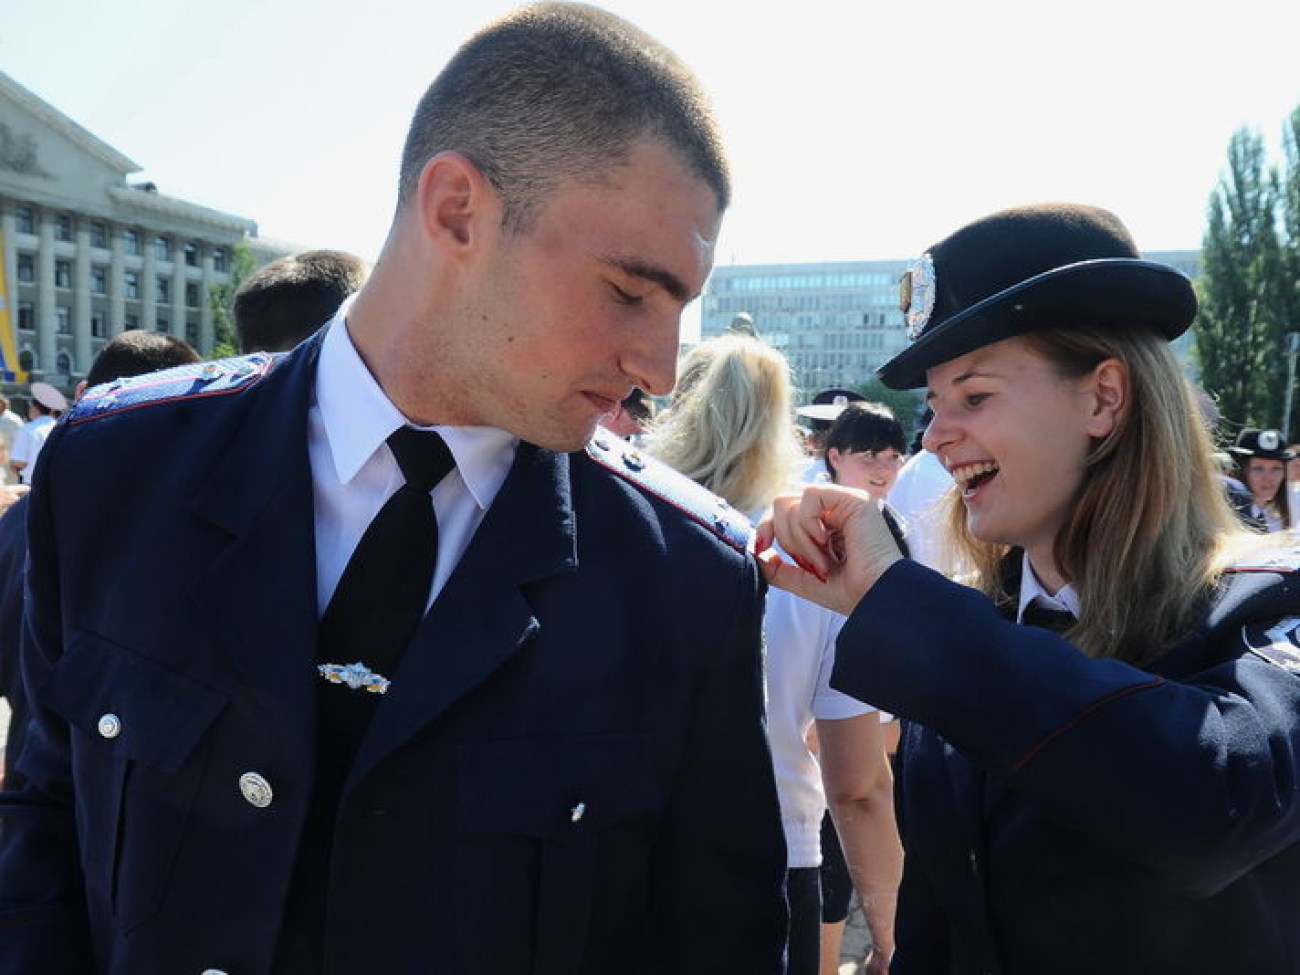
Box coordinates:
[946,327,1252,666]
[645,334,804,518]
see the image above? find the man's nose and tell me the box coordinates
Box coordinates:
[622,315,679,397]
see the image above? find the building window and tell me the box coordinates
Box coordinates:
[125,313,139,330]
[91,312,107,338]
[55,261,72,289]
[55,214,73,242]
[91,266,108,294]
[56,352,72,377]
[157,278,171,304]
[184,243,199,267]
[56,307,71,335]
[154,235,172,262]
[123,272,140,299]
[15,207,35,235]
[17,253,34,283]
[90,221,108,249]
[185,283,200,308]
[186,321,199,347]
[124,229,141,256]
[17,303,34,331]
[212,247,228,273]
[18,349,34,373]
[157,318,170,335]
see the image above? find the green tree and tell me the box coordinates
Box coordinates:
[1280,107,1300,436]
[1196,125,1291,438]
[207,241,258,359]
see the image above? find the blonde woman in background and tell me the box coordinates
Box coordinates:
[645,333,803,522]
[647,335,900,975]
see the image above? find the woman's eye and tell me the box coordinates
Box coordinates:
[965,392,990,407]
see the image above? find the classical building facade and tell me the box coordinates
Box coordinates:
[701,250,1202,398]
[0,70,289,395]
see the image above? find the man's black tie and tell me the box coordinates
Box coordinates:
[274,426,455,974]
[1021,601,1077,635]
[320,425,456,672]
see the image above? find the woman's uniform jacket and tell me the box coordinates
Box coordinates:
[0,337,787,974]
[833,554,1300,974]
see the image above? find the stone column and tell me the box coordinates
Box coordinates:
[141,232,157,332]
[171,251,185,341]
[36,212,55,376]
[109,226,125,336]
[73,223,92,376]
[0,208,15,310]
[200,246,216,354]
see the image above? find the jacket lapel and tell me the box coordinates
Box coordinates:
[188,335,323,769]
[349,443,578,783]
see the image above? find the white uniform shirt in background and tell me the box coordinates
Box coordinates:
[10,414,56,485]
[888,450,953,571]
[763,579,875,869]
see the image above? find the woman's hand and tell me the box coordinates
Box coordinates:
[755,484,903,616]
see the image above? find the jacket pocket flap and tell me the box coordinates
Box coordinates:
[40,629,226,772]
[457,734,659,841]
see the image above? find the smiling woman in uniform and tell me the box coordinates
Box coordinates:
[760,202,1300,975]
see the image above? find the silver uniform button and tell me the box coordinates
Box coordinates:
[239,771,273,808]
[97,713,122,739]
[200,970,229,975]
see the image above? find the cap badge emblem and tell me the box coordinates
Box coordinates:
[900,253,937,341]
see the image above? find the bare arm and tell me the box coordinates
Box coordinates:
[817,712,902,972]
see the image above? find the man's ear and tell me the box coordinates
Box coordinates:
[1085,357,1128,439]
[414,151,496,252]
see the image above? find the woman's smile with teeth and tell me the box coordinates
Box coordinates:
[951,460,1000,492]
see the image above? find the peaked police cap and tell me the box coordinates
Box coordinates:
[878,202,1198,390]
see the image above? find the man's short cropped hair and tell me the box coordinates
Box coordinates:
[84,330,201,389]
[397,2,729,233]
[234,250,368,353]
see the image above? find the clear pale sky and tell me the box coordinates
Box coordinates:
[4,0,1298,272]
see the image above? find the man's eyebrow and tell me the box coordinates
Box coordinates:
[604,257,693,303]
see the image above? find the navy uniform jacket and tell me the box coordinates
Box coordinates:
[0,495,27,784]
[833,556,1300,975]
[0,336,787,974]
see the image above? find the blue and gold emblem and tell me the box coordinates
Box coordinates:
[318,661,391,694]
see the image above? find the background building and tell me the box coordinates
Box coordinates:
[702,250,1202,398]
[0,70,290,397]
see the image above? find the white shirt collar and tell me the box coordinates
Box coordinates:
[1016,550,1081,622]
[314,306,518,510]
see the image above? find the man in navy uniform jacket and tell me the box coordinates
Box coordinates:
[0,6,786,973]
